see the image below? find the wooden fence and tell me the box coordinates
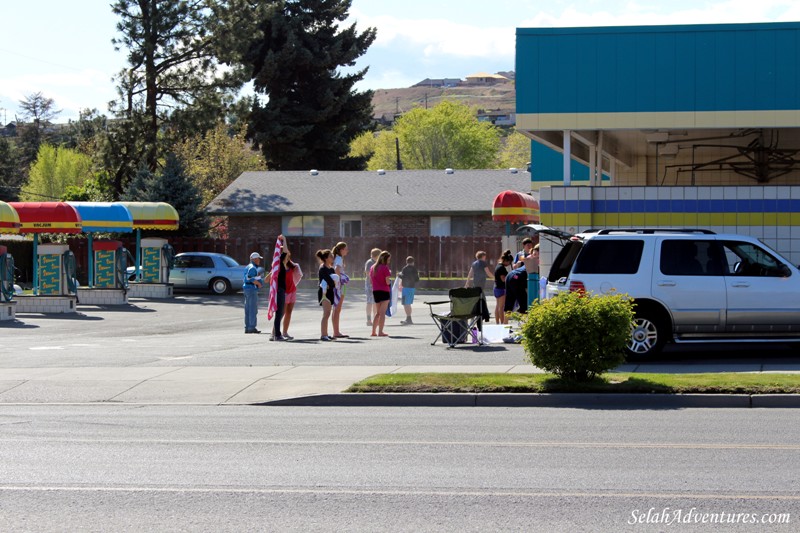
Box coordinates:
[58,235,504,284]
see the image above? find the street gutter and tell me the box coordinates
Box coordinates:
[259,392,800,408]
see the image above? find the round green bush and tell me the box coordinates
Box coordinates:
[520,291,635,381]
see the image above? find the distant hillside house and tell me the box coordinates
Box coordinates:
[413,78,462,88]
[477,109,517,127]
[206,169,534,239]
[464,72,511,85]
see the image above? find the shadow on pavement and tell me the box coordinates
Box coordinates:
[13,313,103,321]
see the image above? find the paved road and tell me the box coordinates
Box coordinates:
[1,405,797,532]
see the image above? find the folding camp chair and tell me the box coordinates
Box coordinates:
[426,287,490,347]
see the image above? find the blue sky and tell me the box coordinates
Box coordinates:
[1,0,799,122]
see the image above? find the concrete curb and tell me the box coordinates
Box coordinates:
[259,393,800,408]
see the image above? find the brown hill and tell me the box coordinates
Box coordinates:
[371,84,516,120]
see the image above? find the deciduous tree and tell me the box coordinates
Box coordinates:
[21,145,93,201]
[16,92,61,167]
[497,131,532,170]
[369,101,500,170]
[174,122,266,205]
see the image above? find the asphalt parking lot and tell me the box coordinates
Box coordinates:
[3,290,529,368]
[3,289,800,405]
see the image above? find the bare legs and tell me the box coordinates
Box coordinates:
[283,301,295,336]
[371,300,389,336]
[332,293,346,336]
[321,300,332,338]
[495,295,507,324]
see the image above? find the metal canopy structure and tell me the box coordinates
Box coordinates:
[9,202,83,295]
[8,202,82,234]
[68,202,134,233]
[118,202,180,281]
[68,202,135,287]
[0,201,21,234]
[119,202,179,230]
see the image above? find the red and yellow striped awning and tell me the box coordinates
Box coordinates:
[0,201,21,234]
[9,202,82,234]
[492,190,540,222]
[119,202,180,230]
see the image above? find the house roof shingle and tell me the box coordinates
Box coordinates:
[206,169,534,216]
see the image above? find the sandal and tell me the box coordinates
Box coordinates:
[334,334,349,338]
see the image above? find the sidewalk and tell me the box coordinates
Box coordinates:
[2,363,800,405]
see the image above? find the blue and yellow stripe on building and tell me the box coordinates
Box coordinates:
[540,196,800,229]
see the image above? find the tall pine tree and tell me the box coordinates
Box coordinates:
[111,0,249,180]
[244,0,377,170]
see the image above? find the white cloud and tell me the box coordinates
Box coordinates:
[349,9,515,60]
[519,0,800,27]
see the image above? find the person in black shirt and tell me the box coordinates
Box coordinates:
[316,249,337,341]
[494,250,513,324]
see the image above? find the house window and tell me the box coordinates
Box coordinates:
[451,216,473,236]
[282,215,324,237]
[340,216,362,237]
[430,216,450,236]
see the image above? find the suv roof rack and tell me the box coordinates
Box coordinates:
[596,228,716,235]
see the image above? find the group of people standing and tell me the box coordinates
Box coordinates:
[362,248,420,336]
[244,236,536,338]
[465,237,539,324]
[244,239,420,341]
[243,235,301,340]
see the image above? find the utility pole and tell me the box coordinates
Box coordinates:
[395,137,403,170]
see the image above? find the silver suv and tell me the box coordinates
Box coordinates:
[523,227,800,358]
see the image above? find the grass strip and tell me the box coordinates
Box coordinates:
[346,372,800,394]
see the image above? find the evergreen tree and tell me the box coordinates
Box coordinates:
[0,137,24,202]
[123,153,208,236]
[244,0,377,170]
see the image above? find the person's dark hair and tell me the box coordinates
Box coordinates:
[377,251,391,265]
[522,237,533,245]
[316,249,332,262]
[475,250,487,259]
[281,251,295,269]
[500,249,514,264]
[406,256,415,264]
[333,242,347,256]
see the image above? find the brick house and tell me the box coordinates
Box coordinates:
[205,169,537,277]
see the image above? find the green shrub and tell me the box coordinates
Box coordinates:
[520,291,635,381]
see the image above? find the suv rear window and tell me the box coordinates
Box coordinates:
[573,239,644,274]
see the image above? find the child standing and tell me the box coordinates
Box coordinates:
[364,248,381,326]
[398,256,420,325]
[370,251,392,337]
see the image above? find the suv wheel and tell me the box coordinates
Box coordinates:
[626,310,668,359]
[211,278,231,295]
